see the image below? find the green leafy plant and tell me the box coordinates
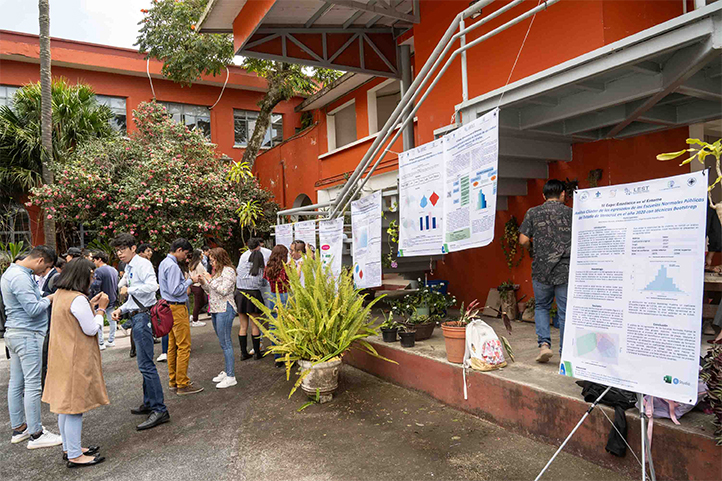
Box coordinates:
[383,219,399,269]
[379,311,399,330]
[658,138,722,206]
[700,344,722,445]
[392,282,456,318]
[0,241,28,272]
[29,101,277,251]
[247,253,397,398]
[87,239,116,265]
[405,313,438,326]
[500,216,524,270]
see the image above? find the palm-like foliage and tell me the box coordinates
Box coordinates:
[247,254,396,398]
[0,79,114,197]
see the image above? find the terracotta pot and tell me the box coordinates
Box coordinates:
[406,321,435,341]
[441,323,466,364]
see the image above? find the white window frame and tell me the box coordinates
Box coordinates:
[158,101,212,139]
[233,110,283,148]
[366,78,400,136]
[326,99,356,152]
[0,85,20,109]
[95,94,128,134]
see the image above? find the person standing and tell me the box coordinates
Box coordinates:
[201,245,211,272]
[264,245,290,368]
[42,259,109,467]
[137,244,154,261]
[199,248,238,388]
[91,251,119,349]
[235,239,268,361]
[2,245,63,448]
[519,179,572,363]
[158,238,203,395]
[62,248,83,264]
[189,250,208,327]
[110,233,169,431]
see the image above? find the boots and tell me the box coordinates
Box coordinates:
[536,343,553,363]
[238,335,252,361]
[252,335,263,360]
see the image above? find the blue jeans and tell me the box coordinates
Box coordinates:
[131,312,167,413]
[532,280,568,353]
[58,413,83,459]
[266,293,289,361]
[161,335,168,354]
[98,309,116,346]
[5,329,45,434]
[211,302,236,377]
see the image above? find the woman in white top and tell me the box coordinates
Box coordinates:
[41,258,109,468]
[199,247,238,389]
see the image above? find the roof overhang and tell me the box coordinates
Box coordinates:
[198,0,419,78]
[295,72,373,111]
[457,2,722,143]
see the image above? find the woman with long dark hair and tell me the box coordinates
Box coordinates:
[263,245,290,368]
[235,248,266,361]
[188,249,208,326]
[42,258,109,468]
[199,248,238,388]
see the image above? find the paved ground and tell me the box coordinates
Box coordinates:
[0,321,633,481]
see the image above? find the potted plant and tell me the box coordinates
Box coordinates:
[248,254,396,403]
[441,299,482,364]
[497,281,518,320]
[403,313,438,341]
[398,326,416,348]
[379,312,400,343]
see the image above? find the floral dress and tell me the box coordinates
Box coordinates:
[201,266,237,313]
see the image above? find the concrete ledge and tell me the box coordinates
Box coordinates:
[344,338,720,481]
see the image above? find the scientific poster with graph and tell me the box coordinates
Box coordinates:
[398,138,445,257]
[294,220,317,250]
[351,191,382,289]
[319,217,344,278]
[442,109,499,253]
[560,171,706,404]
[275,224,294,249]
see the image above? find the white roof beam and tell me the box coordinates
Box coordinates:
[606,36,718,137]
[327,0,418,23]
[305,3,334,28]
[676,72,722,101]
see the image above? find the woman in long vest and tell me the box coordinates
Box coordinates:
[42,258,110,468]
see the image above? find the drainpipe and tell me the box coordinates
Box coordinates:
[279,160,287,208]
[460,18,469,104]
[399,44,415,151]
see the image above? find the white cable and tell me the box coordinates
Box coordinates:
[209,66,230,110]
[146,57,156,100]
[497,0,543,108]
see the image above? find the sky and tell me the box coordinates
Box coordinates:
[0,0,152,49]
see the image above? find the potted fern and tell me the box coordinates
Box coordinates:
[248,254,395,402]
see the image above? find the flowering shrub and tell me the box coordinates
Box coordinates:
[29,101,277,250]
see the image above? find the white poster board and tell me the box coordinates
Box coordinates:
[319,217,344,278]
[351,190,382,289]
[294,220,317,250]
[560,171,706,404]
[398,138,445,257]
[442,109,499,253]
[275,224,294,249]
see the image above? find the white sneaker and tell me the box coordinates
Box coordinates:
[157,353,167,362]
[212,371,227,383]
[191,321,206,327]
[11,428,30,444]
[106,341,115,347]
[99,344,106,351]
[216,376,237,389]
[27,428,63,449]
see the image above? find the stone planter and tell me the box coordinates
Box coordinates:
[499,291,518,320]
[441,323,467,364]
[297,358,342,404]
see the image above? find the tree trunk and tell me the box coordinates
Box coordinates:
[241,72,287,169]
[39,0,55,249]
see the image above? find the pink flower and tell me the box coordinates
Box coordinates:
[47,215,53,220]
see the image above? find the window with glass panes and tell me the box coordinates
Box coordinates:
[0,85,20,108]
[158,101,211,139]
[95,95,127,134]
[234,110,283,148]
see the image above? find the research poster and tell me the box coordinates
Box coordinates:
[351,190,382,289]
[560,171,706,404]
[398,138,445,257]
[294,220,317,250]
[442,108,499,253]
[275,224,294,249]
[319,217,344,278]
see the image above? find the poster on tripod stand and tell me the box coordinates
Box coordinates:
[560,171,706,404]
